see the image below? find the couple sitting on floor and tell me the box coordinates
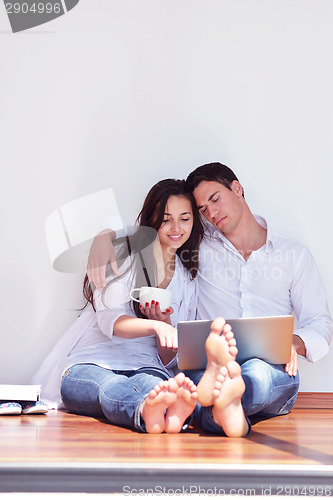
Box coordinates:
[32,163,332,436]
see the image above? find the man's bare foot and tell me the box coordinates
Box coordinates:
[211,360,249,437]
[165,374,198,434]
[140,377,179,434]
[197,317,238,407]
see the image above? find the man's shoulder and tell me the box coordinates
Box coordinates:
[265,221,311,262]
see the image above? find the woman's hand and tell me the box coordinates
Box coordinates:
[140,301,174,324]
[153,321,178,350]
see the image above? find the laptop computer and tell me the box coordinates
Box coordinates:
[177,315,294,370]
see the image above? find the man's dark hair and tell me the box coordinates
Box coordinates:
[186,162,244,197]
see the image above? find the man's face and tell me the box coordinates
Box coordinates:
[193,180,244,234]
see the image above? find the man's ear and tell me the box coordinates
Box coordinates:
[231,180,244,198]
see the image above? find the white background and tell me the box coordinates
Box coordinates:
[0,0,332,391]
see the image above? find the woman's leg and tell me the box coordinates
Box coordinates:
[140,372,198,434]
[61,364,168,432]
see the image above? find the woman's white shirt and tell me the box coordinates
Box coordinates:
[67,254,196,372]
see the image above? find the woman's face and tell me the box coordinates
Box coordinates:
[157,195,193,253]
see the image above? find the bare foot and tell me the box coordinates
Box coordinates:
[211,360,249,437]
[197,317,238,407]
[164,374,198,434]
[140,378,179,434]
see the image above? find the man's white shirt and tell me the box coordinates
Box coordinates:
[196,216,332,363]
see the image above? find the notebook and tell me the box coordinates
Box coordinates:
[177,315,294,370]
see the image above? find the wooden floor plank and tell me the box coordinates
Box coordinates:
[294,392,333,409]
[0,407,332,466]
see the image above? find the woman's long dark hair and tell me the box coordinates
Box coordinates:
[82,179,204,316]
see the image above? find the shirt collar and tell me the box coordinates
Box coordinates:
[205,214,276,253]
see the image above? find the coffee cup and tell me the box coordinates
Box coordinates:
[129,287,172,313]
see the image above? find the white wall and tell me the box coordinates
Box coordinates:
[0,0,332,391]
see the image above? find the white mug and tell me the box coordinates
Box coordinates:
[129,286,172,313]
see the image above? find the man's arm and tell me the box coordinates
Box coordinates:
[87,230,120,290]
[290,246,333,363]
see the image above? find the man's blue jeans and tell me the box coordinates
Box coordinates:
[61,363,170,432]
[241,358,299,416]
[185,358,299,433]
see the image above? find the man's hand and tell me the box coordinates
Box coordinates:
[139,301,174,324]
[284,334,306,377]
[87,230,119,290]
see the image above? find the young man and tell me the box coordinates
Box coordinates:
[184,162,332,422]
[86,163,332,427]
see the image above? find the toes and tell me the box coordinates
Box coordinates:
[223,323,232,335]
[225,333,236,344]
[229,346,238,357]
[215,380,223,391]
[168,377,181,393]
[189,381,197,393]
[227,360,242,378]
[210,317,226,334]
[184,376,196,390]
[212,388,220,399]
[173,372,186,386]
[219,366,228,377]
[148,388,158,399]
[216,374,225,386]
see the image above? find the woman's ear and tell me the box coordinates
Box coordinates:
[231,180,244,198]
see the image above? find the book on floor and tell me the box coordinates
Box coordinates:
[0,384,41,403]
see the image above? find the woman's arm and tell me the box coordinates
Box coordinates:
[114,315,178,350]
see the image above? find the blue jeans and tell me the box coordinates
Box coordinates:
[185,358,299,434]
[241,358,299,416]
[60,363,170,432]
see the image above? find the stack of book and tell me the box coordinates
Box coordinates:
[0,384,48,415]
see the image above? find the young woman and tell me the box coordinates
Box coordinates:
[32,179,204,433]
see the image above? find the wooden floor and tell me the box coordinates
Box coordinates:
[0,393,332,493]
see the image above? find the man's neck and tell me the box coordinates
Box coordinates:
[221,212,267,261]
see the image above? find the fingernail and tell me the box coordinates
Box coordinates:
[166,309,170,313]
[151,300,155,304]
[156,302,159,306]
[146,302,149,307]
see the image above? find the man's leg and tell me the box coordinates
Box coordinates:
[185,318,250,437]
[241,358,300,417]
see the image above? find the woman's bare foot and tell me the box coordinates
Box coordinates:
[140,378,179,434]
[165,374,198,434]
[197,317,238,407]
[211,361,249,437]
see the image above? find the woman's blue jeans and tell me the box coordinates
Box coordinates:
[61,363,170,432]
[185,358,299,433]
